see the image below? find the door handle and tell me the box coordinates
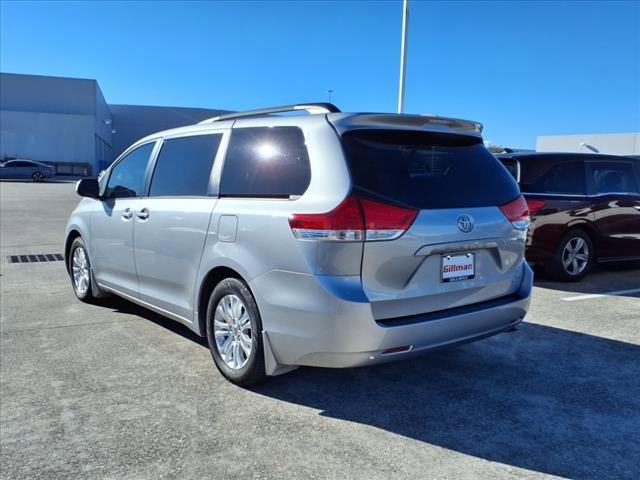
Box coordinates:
[136,208,149,220]
[121,208,133,220]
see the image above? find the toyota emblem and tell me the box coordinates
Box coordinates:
[457,215,474,233]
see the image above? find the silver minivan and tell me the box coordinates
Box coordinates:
[65,103,533,385]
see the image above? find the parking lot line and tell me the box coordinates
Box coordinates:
[561,288,640,302]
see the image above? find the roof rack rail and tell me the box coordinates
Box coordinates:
[198,103,341,124]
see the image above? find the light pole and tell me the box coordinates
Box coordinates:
[397,0,409,113]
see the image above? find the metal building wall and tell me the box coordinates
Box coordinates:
[0,72,104,173]
[109,104,228,158]
[1,72,230,175]
[0,110,95,165]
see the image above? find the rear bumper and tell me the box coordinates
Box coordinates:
[250,262,533,370]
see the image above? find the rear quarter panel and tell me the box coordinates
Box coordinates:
[193,116,356,331]
[525,194,597,263]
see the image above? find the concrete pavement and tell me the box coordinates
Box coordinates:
[1,181,638,480]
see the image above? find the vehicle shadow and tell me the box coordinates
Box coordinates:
[534,264,640,296]
[250,323,640,480]
[104,295,208,347]
[102,295,640,479]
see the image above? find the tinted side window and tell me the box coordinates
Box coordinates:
[498,157,520,181]
[12,161,35,167]
[220,127,311,197]
[591,162,639,194]
[149,134,222,197]
[106,143,154,198]
[520,161,586,194]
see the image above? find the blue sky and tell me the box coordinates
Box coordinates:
[1,0,638,148]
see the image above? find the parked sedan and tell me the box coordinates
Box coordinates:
[498,152,640,281]
[0,159,55,182]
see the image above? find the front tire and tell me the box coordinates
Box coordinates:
[545,230,593,281]
[206,277,267,386]
[68,237,96,301]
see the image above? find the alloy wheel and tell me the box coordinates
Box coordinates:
[213,294,252,369]
[561,236,589,276]
[72,246,90,295]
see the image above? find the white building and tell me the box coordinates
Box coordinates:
[537,133,640,156]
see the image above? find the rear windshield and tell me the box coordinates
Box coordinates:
[341,130,520,209]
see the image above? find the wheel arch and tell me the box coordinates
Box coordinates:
[64,230,82,274]
[565,220,598,256]
[196,265,247,337]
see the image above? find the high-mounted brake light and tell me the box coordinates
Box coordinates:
[289,195,418,242]
[525,198,546,215]
[499,195,530,230]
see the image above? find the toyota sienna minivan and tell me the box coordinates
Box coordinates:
[66,103,533,385]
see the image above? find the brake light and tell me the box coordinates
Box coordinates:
[526,198,546,215]
[289,195,417,242]
[499,195,530,230]
[360,198,418,240]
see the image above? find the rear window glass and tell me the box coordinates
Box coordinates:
[220,127,311,197]
[520,160,586,194]
[341,130,520,209]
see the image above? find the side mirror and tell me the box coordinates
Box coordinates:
[76,178,100,198]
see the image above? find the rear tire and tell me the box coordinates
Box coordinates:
[545,230,593,282]
[206,277,267,386]
[32,172,45,182]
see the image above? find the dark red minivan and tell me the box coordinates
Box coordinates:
[497,153,640,281]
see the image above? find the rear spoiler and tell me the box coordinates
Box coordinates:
[328,113,483,137]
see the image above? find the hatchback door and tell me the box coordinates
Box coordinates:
[133,132,226,321]
[90,142,156,297]
[340,130,527,320]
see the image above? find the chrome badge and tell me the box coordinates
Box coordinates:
[457,214,474,233]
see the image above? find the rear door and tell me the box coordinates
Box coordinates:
[133,131,226,321]
[587,159,640,259]
[341,130,525,320]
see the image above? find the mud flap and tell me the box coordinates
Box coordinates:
[90,268,110,298]
[262,331,298,376]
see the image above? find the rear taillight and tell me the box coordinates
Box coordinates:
[499,195,530,231]
[289,195,418,242]
[360,197,418,240]
[526,198,546,215]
